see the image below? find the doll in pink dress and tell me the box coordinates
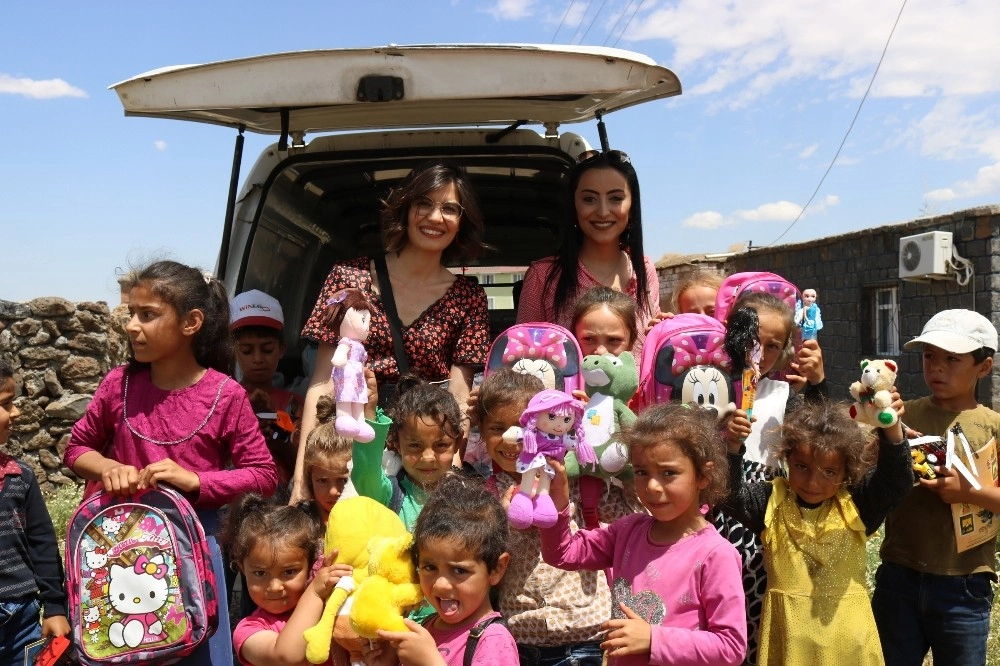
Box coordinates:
[505,390,596,529]
[323,288,375,442]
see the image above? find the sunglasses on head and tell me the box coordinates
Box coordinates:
[577,149,631,165]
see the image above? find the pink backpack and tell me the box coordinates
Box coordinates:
[635,314,734,414]
[485,322,584,394]
[714,271,802,381]
[65,485,217,664]
[714,271,800,324]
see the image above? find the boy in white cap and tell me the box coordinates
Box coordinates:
[872,309,1000,666]
[230,289,303,427]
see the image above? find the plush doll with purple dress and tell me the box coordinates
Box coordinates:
[503,390,596,529]
[322,288,375,442]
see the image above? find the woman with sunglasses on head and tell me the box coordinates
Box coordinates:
[293,161,491,501]
[517,150,660,357]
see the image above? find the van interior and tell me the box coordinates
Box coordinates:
[234,131,580,381]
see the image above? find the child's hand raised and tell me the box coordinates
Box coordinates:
[138,458,200,493]
[601,602,652,659]
[547,458,571,513]
[377,618,446,666]
[786,339,825,391]
[724,409,755,452]
[364,368,378,420]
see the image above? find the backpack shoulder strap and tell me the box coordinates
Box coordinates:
[463,615,508,666]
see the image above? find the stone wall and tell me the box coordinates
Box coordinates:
[0,298,128,493]
[723,206,1000,409]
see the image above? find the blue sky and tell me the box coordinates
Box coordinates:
[3,0,999,302]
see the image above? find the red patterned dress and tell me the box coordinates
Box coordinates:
[301,257,491,384]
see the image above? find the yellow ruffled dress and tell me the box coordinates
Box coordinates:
[758,478,883,665]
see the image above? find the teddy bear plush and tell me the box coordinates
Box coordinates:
[303,496,423,665]
[564,352,639,529]
[849,359,899,428]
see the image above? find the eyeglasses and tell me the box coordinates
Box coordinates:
[577,149,631,165]
[413,197,464,221]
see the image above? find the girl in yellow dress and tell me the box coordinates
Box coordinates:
[722,400,912,665]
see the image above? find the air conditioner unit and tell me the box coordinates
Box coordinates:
[899,231,953,281]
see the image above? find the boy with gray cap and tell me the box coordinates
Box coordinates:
[872,309,1000,666]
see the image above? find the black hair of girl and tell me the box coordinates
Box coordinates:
[414,474,509,571]
[625,402,729,506]
[130,260,235,375]
[381,160,491,266]
[475,368,544,426]
[220,493,324,568]
[547,153,650,321]
[570,285,639,349]
[0,359,12,385]
[387,374,464,446]
[777,401,875,486]
[732,290,796,371]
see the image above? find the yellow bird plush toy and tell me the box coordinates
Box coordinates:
[303,496,423,665]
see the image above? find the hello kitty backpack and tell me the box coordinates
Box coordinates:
[485,322,585,393]
[634,313,735,416]
[65,485,217,664]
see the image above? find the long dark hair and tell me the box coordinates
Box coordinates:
[381,160,489,266]
[130,260,235,374]
[546,152,650,321]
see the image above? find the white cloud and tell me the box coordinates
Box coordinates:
[682,210,730,229]
[486,0,535,20]
[626,0,1000,105]
[692,194,839,228]
[925,162,1000,202]
[799,143,818,159]
[735,200,803,223]
[0,74,86,99]
[154,140,168,152]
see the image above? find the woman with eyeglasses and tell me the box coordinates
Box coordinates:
[516,150,659,357]
[292,161,491,501]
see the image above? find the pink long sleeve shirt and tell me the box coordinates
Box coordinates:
[65,366,278,508]
[539,510,746,666]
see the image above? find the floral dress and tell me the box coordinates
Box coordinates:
[301,257,491,384]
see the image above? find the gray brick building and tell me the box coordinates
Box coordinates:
[657,205,1000,410]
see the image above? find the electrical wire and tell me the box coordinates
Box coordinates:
[611,0,646,47]
[603,0,635,46]
[569,0,596,45]
[580,0,610,43]
[552,0,575,43]
[764,0,908,247]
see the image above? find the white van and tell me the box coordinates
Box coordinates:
[113,44,680,378]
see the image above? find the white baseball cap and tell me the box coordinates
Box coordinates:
[230,290,284,331]
[903,309,998,354]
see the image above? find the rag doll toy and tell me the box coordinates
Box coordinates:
[302,496,423,665]
[504,390,596,530]
[323,288,375,442]
[849,359,899,428]
[565,352,638,529]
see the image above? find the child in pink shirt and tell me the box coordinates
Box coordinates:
[368,475,518,666]
[539,403,746,666]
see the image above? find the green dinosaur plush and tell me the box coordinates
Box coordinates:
[565,352,638,528]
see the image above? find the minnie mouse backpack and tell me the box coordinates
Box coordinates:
[634,313,735,417]
[65,485,217,664]
[485,322,585,394]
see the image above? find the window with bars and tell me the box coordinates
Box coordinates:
[874,287,900,356]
